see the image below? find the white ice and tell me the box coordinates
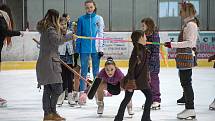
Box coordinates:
[0,68,215,121]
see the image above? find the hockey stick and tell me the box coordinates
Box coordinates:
[32,38,92,86]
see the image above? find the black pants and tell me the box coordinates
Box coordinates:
[42,83,63,116]
[179,69,194,109]
[61,64,74,93]
[114,89,152,121]
[0,41,3,63]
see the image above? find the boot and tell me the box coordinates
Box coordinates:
[53,113,66,121]
[177,95,185,105]
[151,102,160,110]
[57,91,65,106]
[209,99,215,110]
[68,92,76,105]
[78,91,87,105]
[43,114,55,121]
[97,101,104,114]
[127,101,134,115]
[0,98,7,107]
[177,109,196,120]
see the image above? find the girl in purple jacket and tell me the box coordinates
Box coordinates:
[96,57,133,116]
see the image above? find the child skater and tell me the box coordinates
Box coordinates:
[141,18,161,110]
[96,57,133,116]
[36,9,73,121]
[114,30,152,121]
[208,55,215,110]
[75,0,105,105]
[57,17,75,106]
[164,2,199,120]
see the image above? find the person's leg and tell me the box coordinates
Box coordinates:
[96,81,106,114]
[42,84,52,116]
[0,41,3,71]
[67,64,74,93]
[114,90,134,121]
[177,69,196,119]
[141,89,152,121]
[150,72,161,109]
[73,66,81,91]
[50,83,63,114]
[91,53,100,79]
[80,53,90,91]
[179,69,194,109]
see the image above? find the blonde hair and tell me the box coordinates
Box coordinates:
[37,9,60,33]
[181,3,197,17]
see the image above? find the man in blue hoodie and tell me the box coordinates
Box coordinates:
[75,0,105,105]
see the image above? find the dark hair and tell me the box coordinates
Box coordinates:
[105,57,116,66]
[141,18,157,35]
[62,13,68,18]
[0,4,14,29]
[85,0,97,13]
[131,30,145,63]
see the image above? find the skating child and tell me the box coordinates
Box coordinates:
[96,57,133,115]
[36,9,73,121]
[164,2,199,120]
[208,55,215,110]
[75,0,105,105]
[57,17,75,106]
[141,17,161,110]
[114,30,152,121]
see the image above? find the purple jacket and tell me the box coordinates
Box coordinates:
[98,68,124,85]
[146,33,160,73]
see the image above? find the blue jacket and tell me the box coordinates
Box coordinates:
[76,12,104,53]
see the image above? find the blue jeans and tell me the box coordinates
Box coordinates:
[80,53,100,91]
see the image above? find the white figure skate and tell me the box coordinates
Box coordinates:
[177,109,196,120]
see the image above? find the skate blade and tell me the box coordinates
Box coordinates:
[177,116,196,120]
[151,106,160,110]
[177,103,185,105]
[97,114,103,117]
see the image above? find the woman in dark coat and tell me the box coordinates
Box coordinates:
[114,30,152,121]
[0,4,22,107]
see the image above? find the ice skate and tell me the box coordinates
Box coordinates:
[0,98,7,107]
[57,91,65,106]
[151,102,160,110]
[177,109,196,120]
[177,95,185,105]
[68,92,75,106]
[127,101,134,116]
[97,101,104,115]
[43,114,55,121]
[78,92,87,105]
[209,99,215,110]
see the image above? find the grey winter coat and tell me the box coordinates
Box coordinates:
[36,25,65,86]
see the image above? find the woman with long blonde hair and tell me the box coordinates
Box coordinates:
[164,2,199,120]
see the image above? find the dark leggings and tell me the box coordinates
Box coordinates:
[61,64,74,93]
[114,89,152,121]
[0,41,3,63]
[42,83,63,116]
[179,69,194,109]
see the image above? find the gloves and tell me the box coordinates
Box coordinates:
[208,55,215,62]
[98,52,104,59]
[164,42,172,48]
[74,53,79,67]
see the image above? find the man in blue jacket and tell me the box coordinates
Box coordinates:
[75,0,105,105]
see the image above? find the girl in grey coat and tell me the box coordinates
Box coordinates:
[36,9,73,121]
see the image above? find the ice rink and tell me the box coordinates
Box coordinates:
[0,67,214,121]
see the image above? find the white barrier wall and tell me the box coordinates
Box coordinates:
[2,31,215,61]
